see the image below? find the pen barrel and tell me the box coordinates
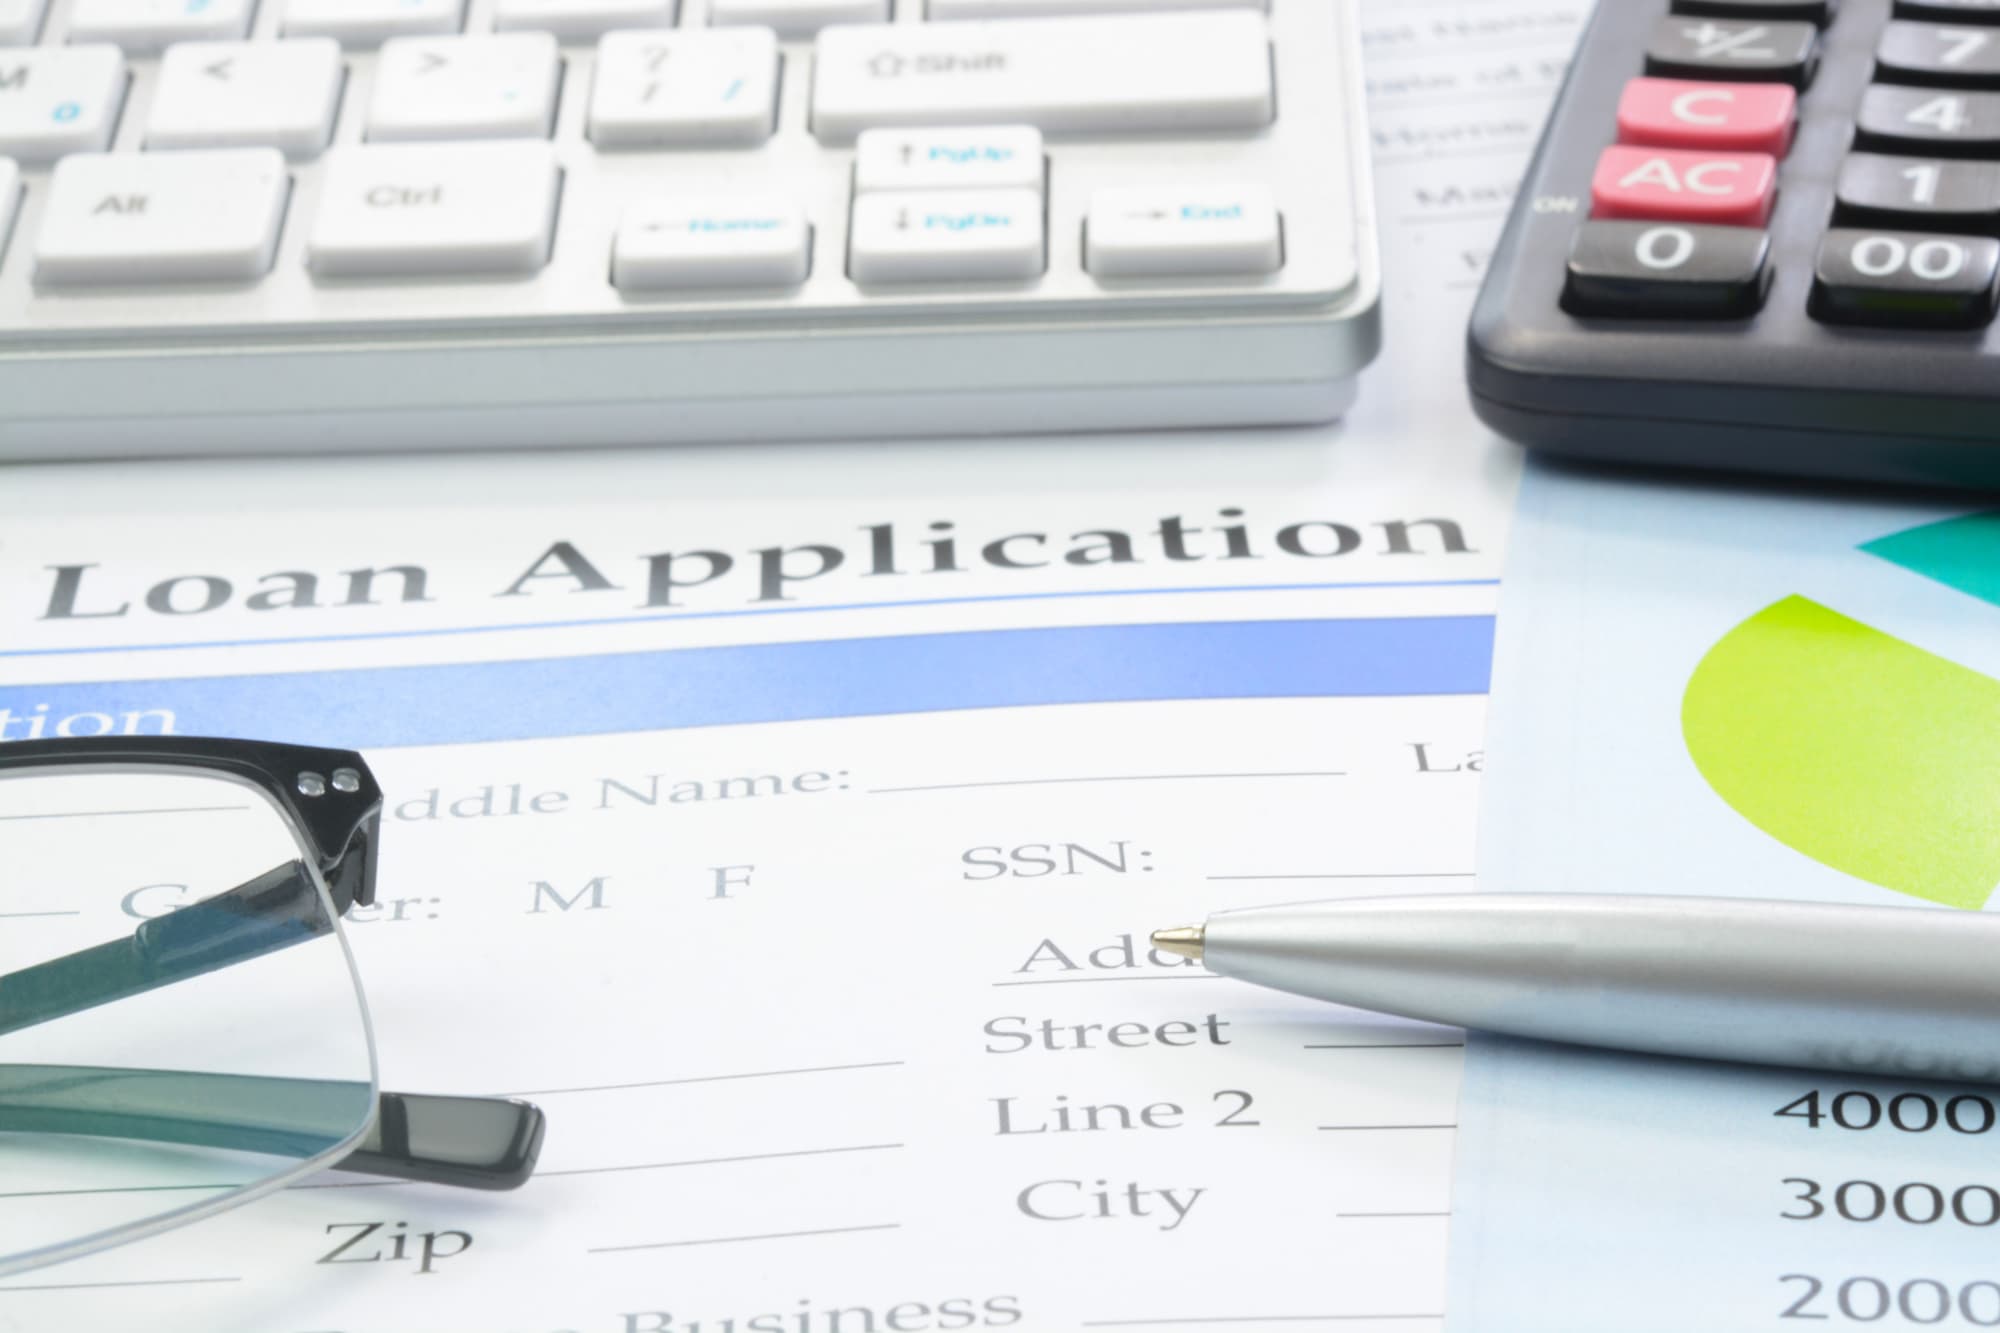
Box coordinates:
[1204,895,2000,1083]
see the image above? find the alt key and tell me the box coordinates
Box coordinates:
[1564,219,1772,318]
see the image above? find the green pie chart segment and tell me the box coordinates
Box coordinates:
[1683,594,2000,911]
[1861,510,2000,609]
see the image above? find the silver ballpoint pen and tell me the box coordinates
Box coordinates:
[1152,894,2000,1083]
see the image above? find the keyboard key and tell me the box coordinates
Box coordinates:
[1646,17,1820,86]
[66,0,253,52]
[367,33,560,142]
[495,0,674,40]
[710,0,883,38]
[612,194,809,289]
[1085,183,1281,278]
[1616,77,1796,154]
[0,46,126,164]
[1590,145,1779,226]
[307,141,560,277]
[1857,83,2000,153]
[1563,219,1770,317]
[145,39,343,156]
[930,0,1265,15]
[1836,152,2000,230]
[812,12,1275,143]
[849,188,1042,283]
[0,0,49,45]
[1673,0,1832,21]
[1878,21,2000,86]
[588,27,776,148]
[1896,0,2000,20]
[854,126,1043,193]
[282,0,464,44]
[34,148,287,284]
[1811,226,2000,326]
[0,158,18,258]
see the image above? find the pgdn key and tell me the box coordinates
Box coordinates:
[849,189,1043,283]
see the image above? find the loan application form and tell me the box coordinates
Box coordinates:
[0,4,1581,1327]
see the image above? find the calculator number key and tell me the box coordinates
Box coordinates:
[1646,17,1821,87]
[1563,220,1771,318]
[1591,145,1779,227]
[1835,153,2000,230]
[1675,0,1833,21]
[1810,228,2000,327]
[1856,84,2000,153]
[1876,21,2000,87]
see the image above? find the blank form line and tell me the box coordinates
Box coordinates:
[0,910,82,919]
[1318,1124,1458,1132]
[0,1181,238,1201]
[589,1223,901,1254]
[1339,1212,1452,1219]
[294,1143,905,1189]
[992,975,1223,988]
[504,1060,904,1097]
[0,804,249,822]
[1302,1043,1466,1051]
[871,772,1347,795]
[1207,872,1474,883]
[0,1276,242,1293]
[1083,1316,1444,1326]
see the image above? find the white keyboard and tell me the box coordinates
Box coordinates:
[0,0,1380,458]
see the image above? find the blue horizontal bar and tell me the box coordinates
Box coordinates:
[0,617,1494,750]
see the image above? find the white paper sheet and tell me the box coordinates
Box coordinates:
[1449,463,2000,1333]
[0,4,1583,1326]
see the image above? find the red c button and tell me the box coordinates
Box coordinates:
[1617,77,1797,156]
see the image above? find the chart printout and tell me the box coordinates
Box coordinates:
[1449,465,2000,1333]
[0,3,1583,1327]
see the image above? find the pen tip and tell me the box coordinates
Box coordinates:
[1150,925,1204,963]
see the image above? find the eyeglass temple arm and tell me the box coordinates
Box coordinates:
[0,863,545,1190]
[0,861,332,1041]
[0,1066,543,1191]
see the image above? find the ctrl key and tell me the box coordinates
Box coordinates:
[307,142,561,279]
[1811,228,2000,329]
[1563,220,1771,318]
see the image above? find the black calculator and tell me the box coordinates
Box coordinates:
[1470,0,2000,488]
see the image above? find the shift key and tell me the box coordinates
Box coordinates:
[810,11,1275,143]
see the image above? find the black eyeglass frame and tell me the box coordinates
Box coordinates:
[0,735,543,1196]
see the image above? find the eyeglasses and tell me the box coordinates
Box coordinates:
[0,736,544,1279]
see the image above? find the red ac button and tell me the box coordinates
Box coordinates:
[1618,77,1797,156]
[1591,145,1779,227]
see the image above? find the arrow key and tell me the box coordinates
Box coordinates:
[613,194,810,290]
[145,40,345,156]
[1086,184,1282,279]
[854,126,1044,194]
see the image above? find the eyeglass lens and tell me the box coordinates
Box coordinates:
[0,766,377,1278]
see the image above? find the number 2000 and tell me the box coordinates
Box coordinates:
[1782,1275,2000,1324]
